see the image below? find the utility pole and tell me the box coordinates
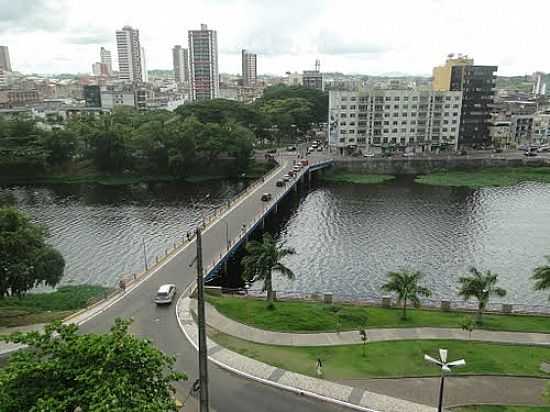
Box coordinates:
[195,227,209,412]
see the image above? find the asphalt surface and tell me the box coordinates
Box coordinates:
[80,152,349,412]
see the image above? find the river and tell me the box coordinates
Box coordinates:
[2,177,550,304]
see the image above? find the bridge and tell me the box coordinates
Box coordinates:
[77,153,344,412]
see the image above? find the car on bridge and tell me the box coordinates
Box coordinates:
[261,193,272,201]
[154,284,177,305]
[276,179,285,187]
[282,174,291,182]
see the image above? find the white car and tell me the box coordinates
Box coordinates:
[293,165,301,172]
[363,152,375,158]
[154,284,177,305]
[282,174,291,182]
[402,152,415,157]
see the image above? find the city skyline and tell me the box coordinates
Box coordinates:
[1,0,548,77]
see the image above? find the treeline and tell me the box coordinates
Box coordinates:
[0,85,328,178]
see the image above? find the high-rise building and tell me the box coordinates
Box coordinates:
[241,49,257,87]
[141,47,148,83]
[100,47,112,74]
[328,88,463,154]
[173,45,189,83]
[433,55,497,147]
[0,46,12,72]
[116,26,143,82]
[92,62,110,77]
[188,24,219,101]
[532,72,546,96]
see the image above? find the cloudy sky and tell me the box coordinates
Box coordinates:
[0,0,546,76]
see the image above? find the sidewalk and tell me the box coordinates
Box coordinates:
[178,297,436,412]
[199,300,550,347]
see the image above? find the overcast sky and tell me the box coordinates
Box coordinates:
[0,0,546,76]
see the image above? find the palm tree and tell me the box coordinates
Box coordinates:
[457,267,506,324]
[532,256,550,298]
[381,270,431,320]
[241,233,295,304]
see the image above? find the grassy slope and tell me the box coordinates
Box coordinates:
[415,167,550,188]
[207,295,550,334]
[210,331,550,379]
[0,285,111,328]
[320,170,395,184]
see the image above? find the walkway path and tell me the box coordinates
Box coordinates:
[200,300,550,347]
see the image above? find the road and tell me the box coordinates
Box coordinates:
[80,152,349,412]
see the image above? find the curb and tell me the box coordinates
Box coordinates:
[176,293,384,412]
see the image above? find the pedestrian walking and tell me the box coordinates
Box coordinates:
[316,358,323,377]
[119,279,127,293]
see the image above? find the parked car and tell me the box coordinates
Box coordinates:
[537,145,550,153]
[282,174,291,182]
[317,147,323,152]
[524,151,538,157]
[276,179,285,187]
[287,146,297,151]
[402,152,415,157]
[459,150,468,156]
[288,170,296,177]
[154,284,177,305]
[293,165,301,172]
[300,159,309,166]
[261,193,272,201]
[363,152,375,158]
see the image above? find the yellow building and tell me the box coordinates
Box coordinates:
[432,54,474,91]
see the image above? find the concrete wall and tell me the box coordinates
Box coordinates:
[333,157,550,175]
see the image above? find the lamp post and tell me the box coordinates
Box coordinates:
[141,233,165,272]
[424,348,465,412]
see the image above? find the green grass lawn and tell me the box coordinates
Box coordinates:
[207,295,550,334]
[319,170,395,184]
[454,407,550,412]
[0,285,111,328]
[415,167,550,188]
[210,330,550,379]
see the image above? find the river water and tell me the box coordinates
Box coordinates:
[2,177,550,304]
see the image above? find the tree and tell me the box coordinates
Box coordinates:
[359,329,368,357]
[41,128,78,165]
[532,256,550,299]
[225,121,254,172]
[0,319,186,411]
[0,208,64,297]
[460,316,476,340]
[242,233,295,304]
[457,267,507,324]
[381,270,431,320]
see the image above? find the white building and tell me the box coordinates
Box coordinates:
[141,47,148,83]
[534,112,550,144]
[188,24,219,101]
[116,26,143,82]
[0,46,11,72]
[329,89,463,154]
[532,72,546,97]
[100,90,136,110]
[0,68,6,86]
[173,45,189,84]
[100,47,112,74]
[241,49,257,87]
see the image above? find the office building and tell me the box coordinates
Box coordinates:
[329,88,463,154]
[83,85,102,107]
[92,62,110,77]
[141,47,148,83]
[241,49,257,87]
[100,47,112,74]
[433,55,497,147]
[303,59,323,90]
[173,45,189,83]
[188,24,219,101]
[532,72,546,96]
[0,46,11,72]
[116,26,143,82]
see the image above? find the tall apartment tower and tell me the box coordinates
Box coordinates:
[433,54,497,147]
[173,45,189,83]
[100,47,112,74]
[241,49,257,87]
[141,47,148,83]
[116,26,143,82]
[188,24,219,101]
[0,46,12,72]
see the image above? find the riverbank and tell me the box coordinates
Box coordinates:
[415,167,550,188]
[207,295,550,334]
[319,170,395,184]
[0,285,111,328]
[209,329,550,379]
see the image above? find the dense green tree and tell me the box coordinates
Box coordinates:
[41,128,78,165]
[242,233,296,304]
[532,256,550,299]
[166,117,200,176]
[458,267,507,324]
[226,121,255,171]
[0,319,186,411]
[0,208,64,297]
[260,85,328,124]
[88,117,132,172]
[381,270,431,320]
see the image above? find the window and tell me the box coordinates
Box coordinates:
[383,121,389,125]
[350,97,357,101]
[403,105,408,110]
[402,113,408,117]
[341,97,347,101]
[394,105,399,110]
[392,128,398,133]
[412,96,418,101]
[341,130,347,134]
[341,105,347,109]
[410,128,416,133]
[444,112,449,116]
[384,105,390,110]
[350,105,356,110]
[403,97,409,101]
[451,127,456,132]
[339,138,345,143]
[384,113,390,118]
[350,121,356,126]
[350,113,356,118]
[443,120,449,124]
[394,97,400,101]
[446,96,451,101]
[392,121,398,125]
[340,121,347,126]
[444,104,450,109]
[393,113,399,117]
[401,120,407,125]
[340,113,347,118]
[411,112,417,117]
[383,137,388,143]
[453,112,459,116]
[453,104,459,108]
[400,137,406,143]
[383,128,389,133]
[401,128,407,133]
[391,137,397,143]
[385,96,391,101]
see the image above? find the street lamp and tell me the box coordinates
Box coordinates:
[424,348,465,412]
[142,233,165,272]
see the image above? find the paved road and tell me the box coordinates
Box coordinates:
[80,153,350,412]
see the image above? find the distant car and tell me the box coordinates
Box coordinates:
[267,149,277,154]
[282,174,291,182]
[524,151,538,157]
[493,148,503,153]
[288,170,296,177]
[402,152,415,157]
[293,165,301,172]
[363,152,375,158]
[154,284,177,305]
[317,147,323,152]
[276,179,285,187]
[287,146,297,151]
[459,150,468,156]
[261,193,272,201]
[537,145,550,153]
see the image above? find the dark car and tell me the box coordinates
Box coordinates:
[524,151,538,157]
[276,179,285,187]
[459,150,468,156]
[267,149,277,154]
[261,193,272,201]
